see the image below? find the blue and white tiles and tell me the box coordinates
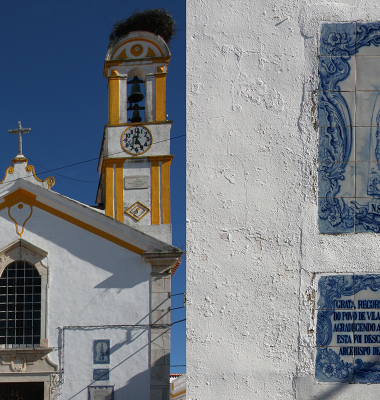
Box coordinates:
[316,274,380,383]
[318,22,380,233]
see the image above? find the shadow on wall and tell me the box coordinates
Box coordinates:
[66,352,170,400]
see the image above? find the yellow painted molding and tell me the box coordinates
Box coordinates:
[171,389,186,398]
[105,163,114,218]
[0,167,14,184]
[0,188,144,255]
[25,165,55,189]
[1,189,37,209]
[105,120,172,127]
[104,57,171,77]
[155,73,166,121]
[151,160,160,225]
[162,159,171,224]
[115,162,124,222]
[108,73,119,125]
[148,155,174,163]
[8,204,33,237]
[111,38,164,59]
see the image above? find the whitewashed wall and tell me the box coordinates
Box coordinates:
[0,206,151,400]
[187,0,380,399]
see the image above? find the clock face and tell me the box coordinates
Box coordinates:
[121,126,153,155]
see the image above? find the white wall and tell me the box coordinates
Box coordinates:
[0,206,151,399]
[187,0,380,399]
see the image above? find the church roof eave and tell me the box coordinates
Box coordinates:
[0,180,180,256]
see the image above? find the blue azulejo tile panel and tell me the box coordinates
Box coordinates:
[317,310,354,347]
[356,91,380,127]
[316,275,354,311]
[316,347,354,383]
[356,127,371,163]
[319,56,356,92]
[93,369,110,381]
[356,22,380,56]
[93,340,110,364]
[318,22,380,233]
[319,126,355,163]
[320,23,357,57]
[352,274,380,382]
[357,57,380,91]
[318,198,355,233]
[319,91,355,127]
[318,163,355,198]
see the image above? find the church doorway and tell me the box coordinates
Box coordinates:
[0,382,44,400]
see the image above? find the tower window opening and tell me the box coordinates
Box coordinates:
[0,261,41,348]
[127,76,145,123]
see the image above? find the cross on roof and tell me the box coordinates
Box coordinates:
[8,121,31,156]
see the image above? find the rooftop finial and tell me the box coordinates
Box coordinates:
[8,121,31,157]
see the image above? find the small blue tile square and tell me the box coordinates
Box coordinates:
[318,197,355,234]
[318,163,355,198]
[93,340,110,364]
[320,23,356,56]
[319,91,354,127]
[93,369,110,381]
[316,347,354,383]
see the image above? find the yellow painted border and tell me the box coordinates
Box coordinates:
[104,163,114,218]
[171,389,186,398]
[25,165,55,189]
[120,125,153,156]
[108,73,119,125]
[151,160,160,225]
[0,189,144,255]
[115,162,124,222]
[162,158,171,224]
[8,204,33,237]
[125,201,151,221]
[155,73,167,121]
[0,167,14,184]
[111,38,164,59]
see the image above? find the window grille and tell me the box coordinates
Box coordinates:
[0,261,41,348]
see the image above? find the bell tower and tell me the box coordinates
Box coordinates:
[96,30,173,243]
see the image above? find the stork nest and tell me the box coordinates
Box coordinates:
[110,8,177,45]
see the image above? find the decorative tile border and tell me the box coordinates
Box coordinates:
[318,22,380,233]
[316,274,380,383]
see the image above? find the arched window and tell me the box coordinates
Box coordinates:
[0,261,41,348]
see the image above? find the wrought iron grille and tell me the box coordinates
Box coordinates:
[0,262,41,347]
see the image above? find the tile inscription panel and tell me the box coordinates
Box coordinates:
[316,274,380,383]
[318,22,380,233]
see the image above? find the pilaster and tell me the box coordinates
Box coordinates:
[143,251,182,400]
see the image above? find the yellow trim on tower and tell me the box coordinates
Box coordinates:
[104,57,171,77]
[115,161,124,222]
[111,38,164,59]
[155,72,167,121]
[105,163,114,218]
[0,188,144,255]
[162,158,171,224]
[151,160,160,225]
[108,70,119,125]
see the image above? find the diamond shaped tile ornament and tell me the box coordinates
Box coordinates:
[125,201,150,221]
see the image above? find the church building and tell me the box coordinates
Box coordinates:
[0,24,181,400]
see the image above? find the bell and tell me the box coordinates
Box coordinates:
[131,108,142,123]
[128,76,144,104]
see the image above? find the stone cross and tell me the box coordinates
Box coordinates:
[8,121,31,156]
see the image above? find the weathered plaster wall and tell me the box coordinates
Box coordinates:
[187,0,380,398]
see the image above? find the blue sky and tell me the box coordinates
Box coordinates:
[0,1,186,374]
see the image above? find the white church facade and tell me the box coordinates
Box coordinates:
[0,29,180,400]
